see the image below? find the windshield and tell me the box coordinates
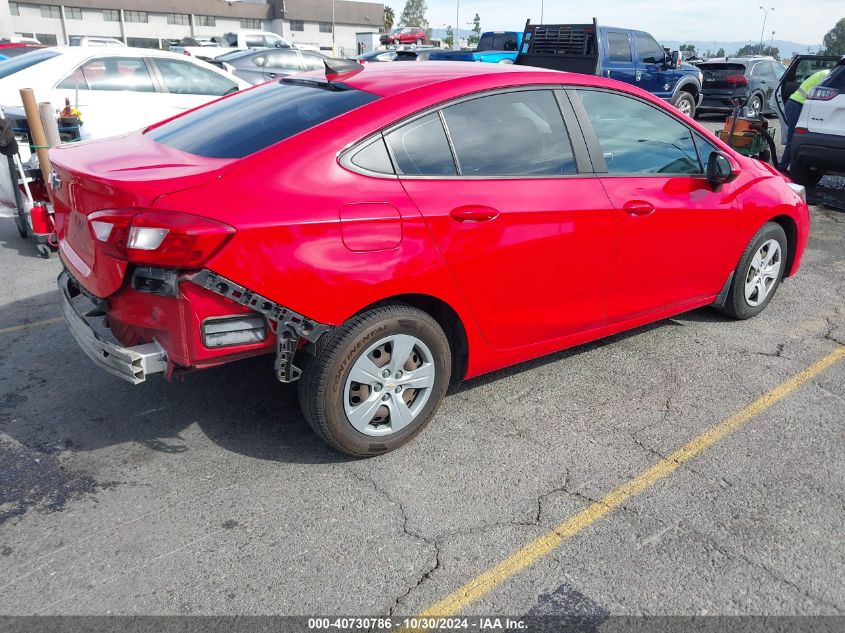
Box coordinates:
[146,81,379,159]
[0,49,59,79]
[476,33,518,52]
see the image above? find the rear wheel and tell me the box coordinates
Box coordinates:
[671,91,696,118]
[789,161,824,188]
[746,94,763,118]
[298,305,451,457]
[718,222,787,320]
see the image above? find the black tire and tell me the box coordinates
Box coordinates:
[718,222,787,320]
[671,91,696,118]
[298,304,451,457]
[747,94,763,118]
[789,161,824,188]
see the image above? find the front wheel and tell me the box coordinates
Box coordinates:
[671,91,696,118]
[718,222,787,320]
[298,305,452,457]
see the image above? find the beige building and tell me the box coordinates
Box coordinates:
[0,0,383,56]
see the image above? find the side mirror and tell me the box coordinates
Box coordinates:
[670,51,681,68]
[706,151,739,190]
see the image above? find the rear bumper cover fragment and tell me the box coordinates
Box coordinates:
[59,271,167,384]
[191,270,331,383]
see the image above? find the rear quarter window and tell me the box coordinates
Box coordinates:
[821,65,845,91]
[145,81,378,159]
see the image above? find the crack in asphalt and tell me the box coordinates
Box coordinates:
[350,468,574,617]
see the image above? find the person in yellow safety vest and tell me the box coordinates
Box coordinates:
[779,68,830,172]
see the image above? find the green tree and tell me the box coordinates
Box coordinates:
[399,0,429,29]
[822,17,845,55]
[443,25,454,49]
[715,47,726,57]
[680,43,696,53]
[384,6,395,32]
[468,13,481,46]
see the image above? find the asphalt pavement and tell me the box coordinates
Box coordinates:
[0,129,843,622]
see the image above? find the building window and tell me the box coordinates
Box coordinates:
[9,2,19,16]
[319,22,332,33]
[66,7,83,20]
[40,5,61,19]
[36,33,58,46]
[166,13,189,26]
[125,11,148,23]
[103,9,120,21]
[240,18,261,29]
[195,15,216,27]
[127,37,161,49]
[289,20,304,31]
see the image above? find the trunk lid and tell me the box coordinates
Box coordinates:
[50,132,234,298]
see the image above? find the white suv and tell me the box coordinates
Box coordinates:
[774,56,845,186]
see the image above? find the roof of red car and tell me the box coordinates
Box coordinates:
[341,61,585,97]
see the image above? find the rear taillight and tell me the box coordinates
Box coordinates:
[183,50,192,56]
[808,86,840,101]
[87,210,234,268]
[794,127,809,135]
[726,75,749,87]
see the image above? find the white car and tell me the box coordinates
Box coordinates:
[68,36,126,47]
[0,47,251,139]
[790,58,845,186]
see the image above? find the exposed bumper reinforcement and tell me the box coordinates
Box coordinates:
[191,270,331,383]
[59,271,167,385]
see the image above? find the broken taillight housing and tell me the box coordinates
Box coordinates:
[87,209,234,268]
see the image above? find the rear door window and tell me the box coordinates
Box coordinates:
[146,81,379,158]
[606,32,632,63]
[264,50,302,71]
[385,112,457,176]
[152,58,238,96]
[441,90,577,176]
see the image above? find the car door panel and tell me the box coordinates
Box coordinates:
[388,89,617,350]
[603,31,636,84]
[571,88,739,321]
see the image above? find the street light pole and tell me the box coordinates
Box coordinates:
[332,0,336,57]
[454,0,460,51]
[759,6,773,52]
[540,0,544,22]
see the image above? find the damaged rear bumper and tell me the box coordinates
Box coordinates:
[59,271,167,384]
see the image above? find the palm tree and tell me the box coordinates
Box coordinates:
[384,6,395,32]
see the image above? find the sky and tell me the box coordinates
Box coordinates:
[405,0,842,45]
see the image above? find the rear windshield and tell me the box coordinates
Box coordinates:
[699,63,746,74]
[0,49,59,78]
[146,81,378,159]
[821,64,845,91]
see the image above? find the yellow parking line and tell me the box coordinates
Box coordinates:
[417,346,845,619]
[0,316,63,336]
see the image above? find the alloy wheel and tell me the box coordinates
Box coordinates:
[344,334,436,436]
[744,239,782,307]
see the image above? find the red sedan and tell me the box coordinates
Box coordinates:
[50,61,810,456]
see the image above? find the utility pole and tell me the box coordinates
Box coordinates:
[332,0,336,56]
[540,0,544,22]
